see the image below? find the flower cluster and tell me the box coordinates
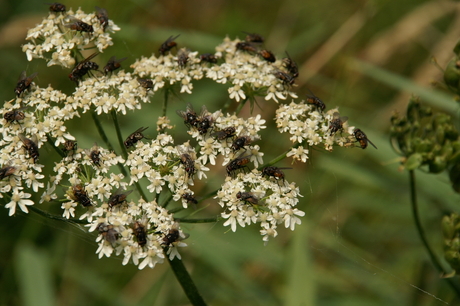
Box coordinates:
[276,100,356,162]
[131,36,298,103]
[216,170,304,243]
[22,7,120,68]
[0,4,369,269]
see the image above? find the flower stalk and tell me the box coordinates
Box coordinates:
[167,255,207,306]
[409,170,460,297]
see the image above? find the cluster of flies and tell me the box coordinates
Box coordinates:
[0,68,73,176]
[45,3,128,85]
[235,32,300,86]
[136,31,295,93]
[137,31,298,90]
[3,11,377,248]
[97,220,186,249]
[152,31,299,87]
[68,52,127,85]
[173,94,376,208]
[47,3,109,33]
[71,171,183,248]
[175,102,295,207]
[136,34,218,90]
[304,90,376,149]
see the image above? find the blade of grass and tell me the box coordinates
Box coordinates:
[350,59,458,115]
[15,243,56,306]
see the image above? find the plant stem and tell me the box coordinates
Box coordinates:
[174,217,220,223]
[110,110,128,160]
[234,98,248,115]
[199,189,218,201]
[409,170,460,297]
[92,111,116,153]
[161,192,173,208]
[258,149,290,170]
[46,134,66,158]
[29,205,88,225]
[92,110,126,178]
[111,110,149,201]
[93,110,147,201]
[166,255,207,306]
[163,87,169,117]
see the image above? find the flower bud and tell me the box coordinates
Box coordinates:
[445,250,460,271]
[414,139,433,153]
[404,153,423,170]
[442,214,457,240]
[428,156,447,173]
[453,39,460,56]
[452,237,460,251]
[445,126,459,141]
[449,163,460,193]
[444,58,460,91]
[440,142,454,159]
[406,98,420,123]
[449,151,460,164]
[435,126,445,144]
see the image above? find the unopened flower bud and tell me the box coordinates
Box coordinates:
[428,156,447,173]
[444,58,460,91]
[449,163,460,193]
[442,214,457,240]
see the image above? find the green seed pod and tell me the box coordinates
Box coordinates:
[449,163,460,193]
[445,126,459,141]
[419,105,432,117]
[429,156,447,173]
[441,142,454,159]
[435,126,446,144]
[444,58,460,91]
[432,143,442,155]
[442,215,457,240]
[452,237,460,251]
[453,141,460,151]
[449,151,460,164]
[414,139,433,153]
[453,39,460,56]
[434,113,451,126]
[404,153,423,170]
[445,250,460,271]
[406,98,420,123]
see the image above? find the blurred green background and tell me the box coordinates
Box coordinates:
[1,0,460,305]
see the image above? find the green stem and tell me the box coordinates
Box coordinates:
[92,110,125,179]
[222,99,233,113]
[174,217,220,223]
[111,110,148,201]
[92,111,115,153]
[169,207,186,214]
[234,98,248,115]
[198,189,218,202]
[258,149,290,170]
[409,170,460,297]
[161,192,174,208]
[163,87,169,117]
[110,110,128,160]
[93,110,147,201]
[29,205,88,225]
[166,255,207,306]
[46,134,66,158]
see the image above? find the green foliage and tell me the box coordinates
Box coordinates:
[1,0,460,306]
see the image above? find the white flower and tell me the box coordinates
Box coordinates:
[5,190,34,216]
